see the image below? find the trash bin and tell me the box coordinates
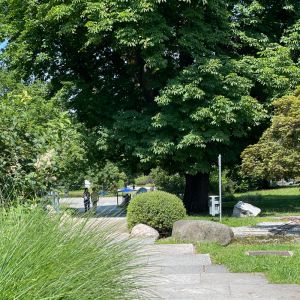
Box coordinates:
[209,195,220,216]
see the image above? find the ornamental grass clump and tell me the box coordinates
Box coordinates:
[127,191,186,235]
[0,206,145,300]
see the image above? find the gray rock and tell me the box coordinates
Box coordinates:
[172,220,233,246]
[232,201,261,217]
[130,224,159,240]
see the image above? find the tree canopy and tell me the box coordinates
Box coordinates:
[1,0,300,211]
[0,75,86,202]
[241,88,300,181]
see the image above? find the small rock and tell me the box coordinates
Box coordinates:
[130,224,159,240]
[172,220,233,246]
[232,201,261,217]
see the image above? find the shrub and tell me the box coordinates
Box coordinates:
[134,175,153,186]
[0,207,144,300]
[127,191,186,235]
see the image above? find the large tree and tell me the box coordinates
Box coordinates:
[1,0,300,212]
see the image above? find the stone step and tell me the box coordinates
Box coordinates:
[200,272,269,284]
[143,243,195,255]
[147,263,230,275]
[147,281,300,300]
[202,264,229,273]
[147,253,212,267]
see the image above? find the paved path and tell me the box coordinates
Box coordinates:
[59,199,300,298]
[233,221,300,238]
[60,196,125,216]
[142,243,300,299]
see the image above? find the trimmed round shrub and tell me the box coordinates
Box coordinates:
[127,191,186,234]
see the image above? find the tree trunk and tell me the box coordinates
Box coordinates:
[183,173,209,214]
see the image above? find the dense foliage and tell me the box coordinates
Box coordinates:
[241,88,300,180]
[150,167,185,196]
[1,1,300,211]
[0,207,142,299]
[127,191,186,234]
[0,78,86,203]
[87,161,127,192]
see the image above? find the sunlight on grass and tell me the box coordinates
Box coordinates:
[0,207,146,300]
[185,215,274,227]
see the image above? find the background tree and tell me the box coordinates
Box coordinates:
[1,0,300,212]
[0,76,86,203]
[150,167,185,196]
[241,88,300,181]
[87,161,127,193]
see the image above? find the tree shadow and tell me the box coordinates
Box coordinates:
[64,204,127,218]
[225,194,300,216]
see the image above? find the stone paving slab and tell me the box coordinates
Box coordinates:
[232,221,300,238]
[144,244,195,255]
[149,283,232,300]
[229,283,300,300]
[152,274,201,285]
[147,253,212,267]
[200,272,269,285]
[203,264,229,273]
[159,265,203,275]
[142,243,300,299]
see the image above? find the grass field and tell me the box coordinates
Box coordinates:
[186,187,300,226]
[235,187,300,215]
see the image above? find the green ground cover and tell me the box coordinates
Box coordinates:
[186,187,300,226]
[235,187,300,216]
[185,215,273,227]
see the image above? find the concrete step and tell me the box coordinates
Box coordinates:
[140,243,300,300]
[200,272,269,284]
[202,264,229,273]
[147,253,212,267]
[144,244,195,255]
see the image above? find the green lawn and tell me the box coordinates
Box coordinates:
[234,187,300,216]
[185,215,273,227]
[187,187,300,227]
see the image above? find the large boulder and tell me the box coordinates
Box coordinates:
[172,220,233,246]
[130,224,159,240]
[232,201,261,218]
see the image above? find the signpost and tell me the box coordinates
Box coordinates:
[218,154,222,222]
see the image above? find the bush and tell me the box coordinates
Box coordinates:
[134,175,153,186]
[0,207,143,299]
[127,191,186,235]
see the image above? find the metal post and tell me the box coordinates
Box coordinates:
[218,154,222,222]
